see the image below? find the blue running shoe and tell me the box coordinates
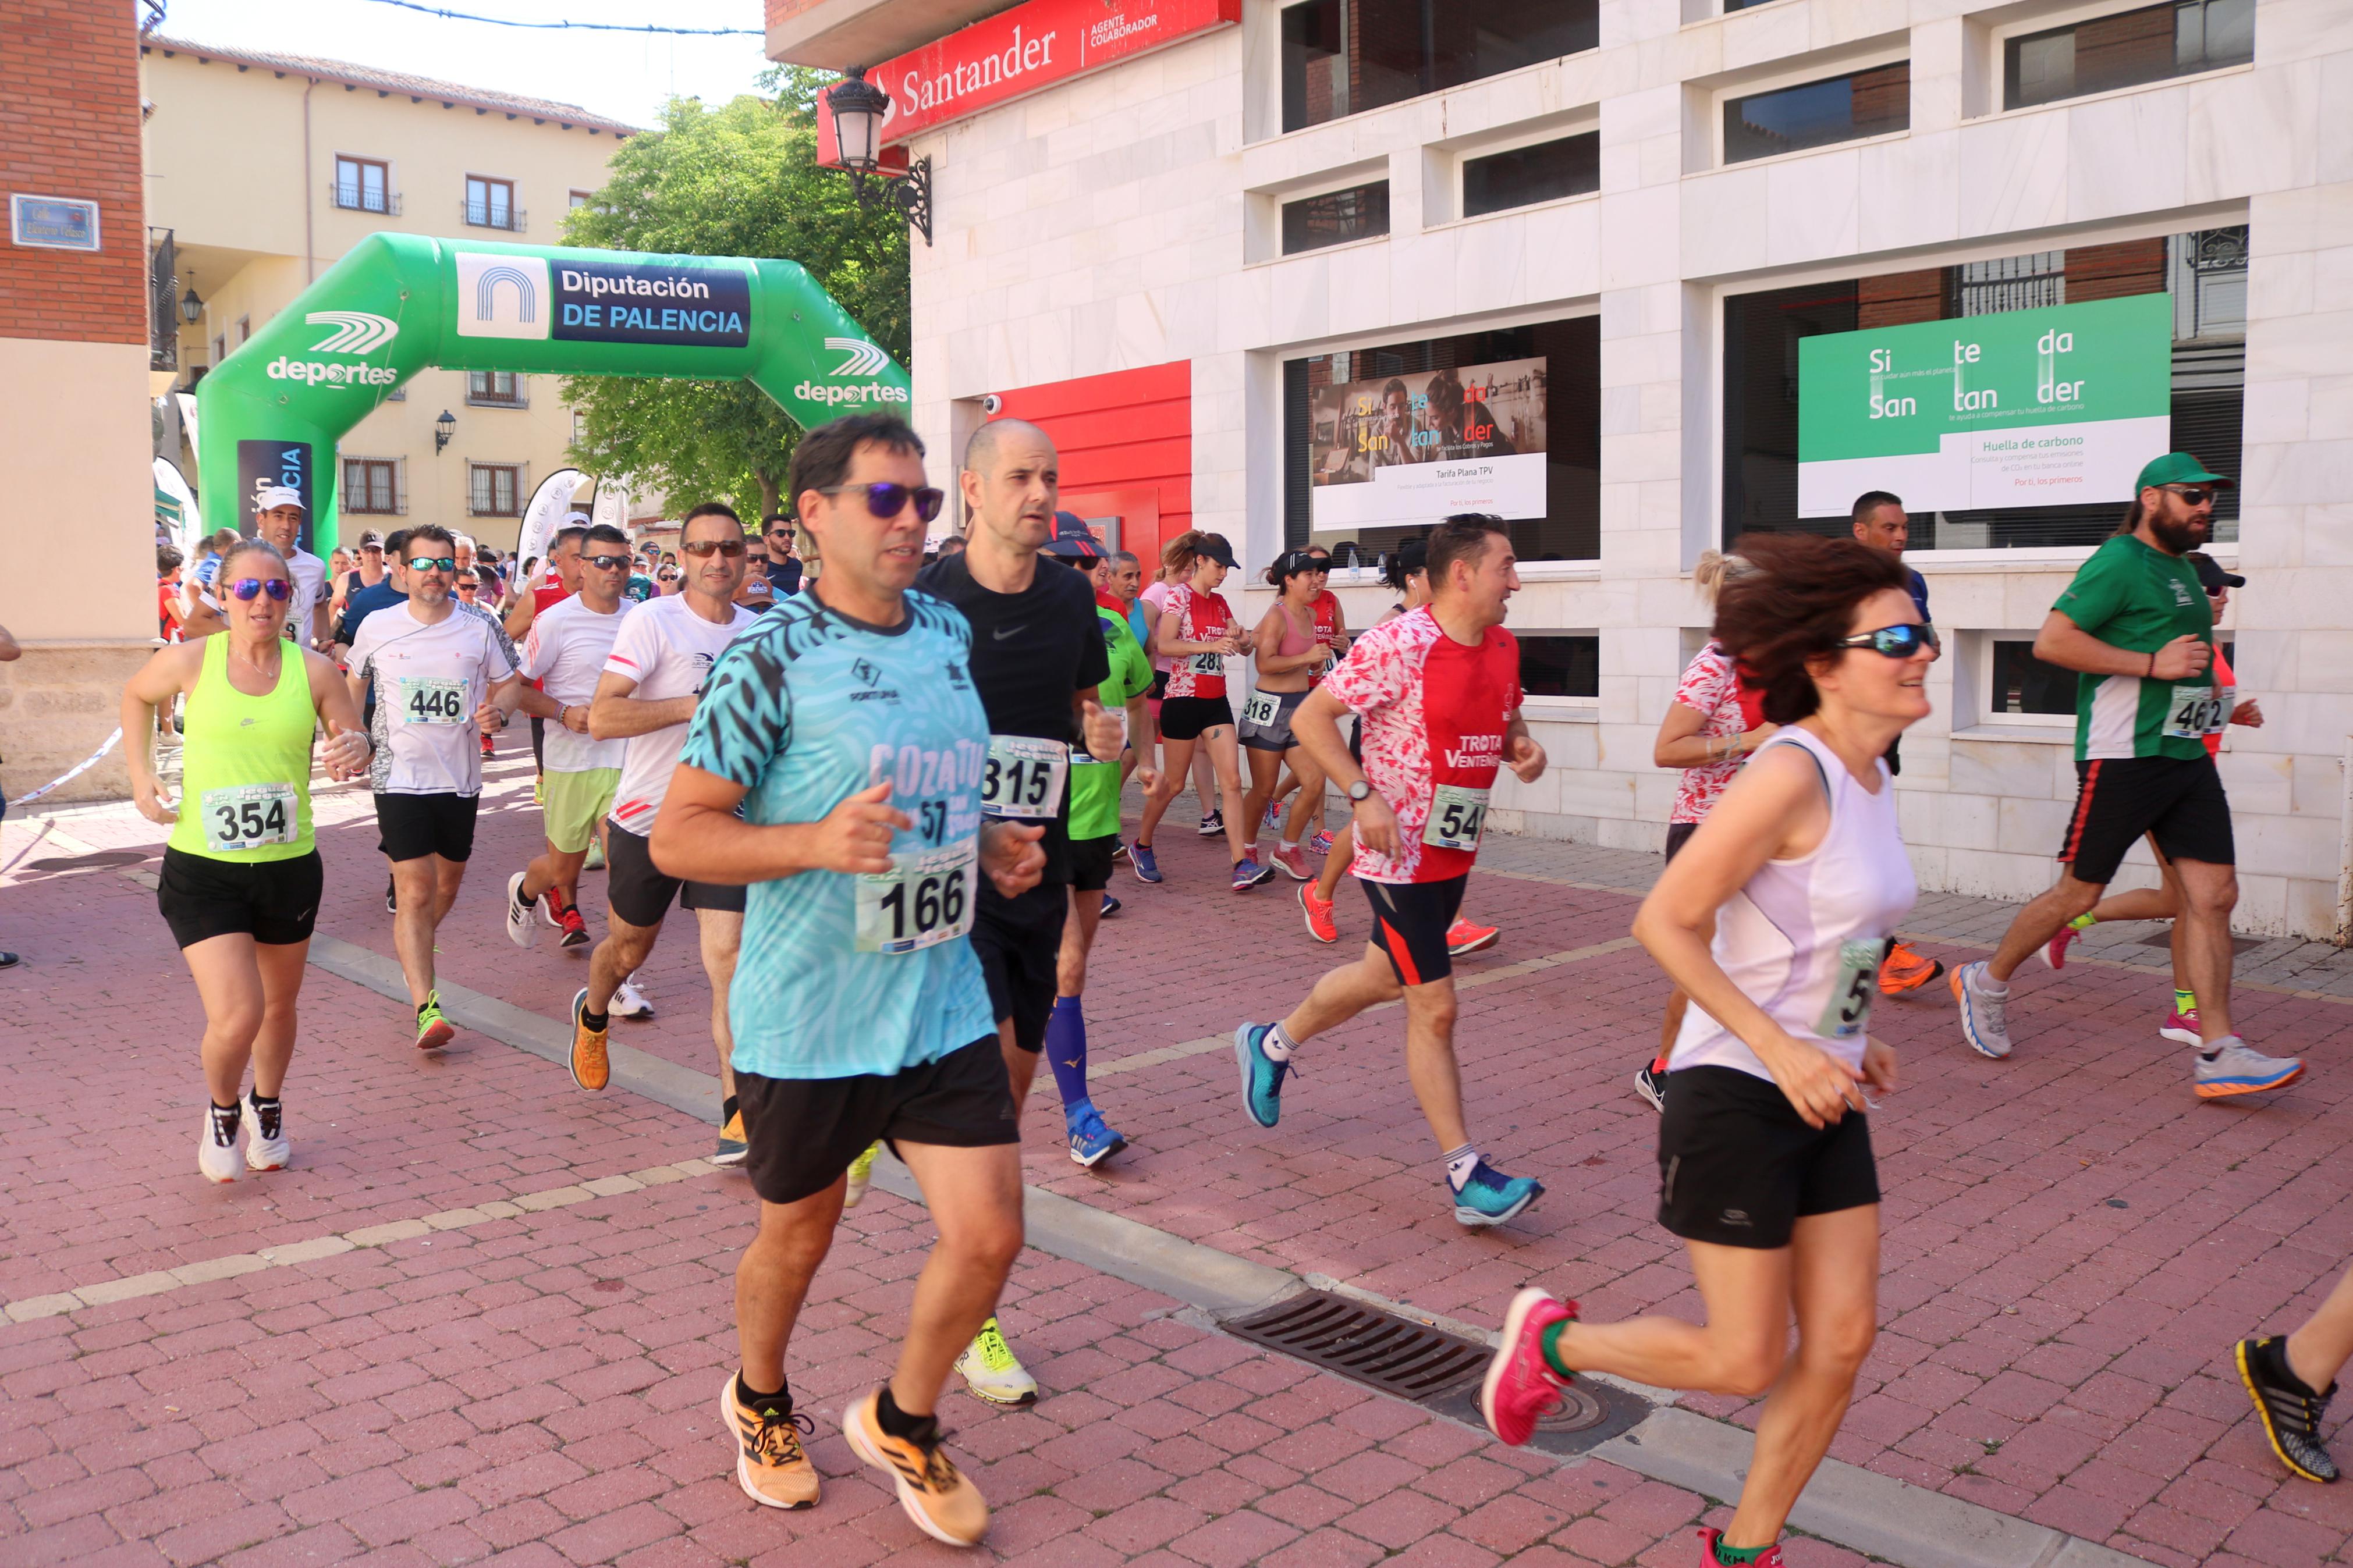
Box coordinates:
[1231,858,1264,891]
[1234,1023,1290,1129]
[1130,844,1162,884]
[1066,1103,1128,1168]
[1100,893,1122,917]
[1453,1161,1542,1227]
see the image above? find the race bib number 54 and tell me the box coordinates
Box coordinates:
[1422,784,1490,850]
[854,841,977,955]
[203,783,298,854]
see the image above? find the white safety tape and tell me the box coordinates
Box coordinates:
[11,728,123,808]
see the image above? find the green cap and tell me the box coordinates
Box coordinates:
[2134,452,2233,492]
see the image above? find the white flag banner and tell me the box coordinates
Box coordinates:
[176,393,200,462]
[590,477,632,536]
[517,468,583,573]
[154,457,202,553]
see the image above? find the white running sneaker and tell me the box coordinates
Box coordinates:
[609,977,654,1019]
[198,1103,242,1183]
[505,871,538,949]
[956,1317,1039,1406]
[1951,959,2013,1059]
[2194,1037,2305,1100]
[241,1094,289,1172]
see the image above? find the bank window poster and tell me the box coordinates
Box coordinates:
[1309,357,1548,537]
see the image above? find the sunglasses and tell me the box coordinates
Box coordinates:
[680,538,747,558]
[814,482,946,524]
[226,578,293,602]
[1837,623,1939,659]
[408,556,457,573]
[2164,485,2215,507]
[583,553,632,571]
[657,571,679,582]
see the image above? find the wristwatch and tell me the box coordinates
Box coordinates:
[1347,780,1373,803]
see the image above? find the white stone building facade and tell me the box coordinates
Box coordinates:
[774,0,2353,938]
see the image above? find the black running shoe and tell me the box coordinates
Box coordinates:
[1196,809,1225,837]
[2237,1336,2339,1482]
[386,875,397,913]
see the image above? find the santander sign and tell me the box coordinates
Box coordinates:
[819,0,1239,157]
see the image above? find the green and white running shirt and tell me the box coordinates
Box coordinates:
[2053,534,2215,762]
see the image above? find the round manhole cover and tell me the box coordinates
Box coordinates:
[1535,1384,1608,1432]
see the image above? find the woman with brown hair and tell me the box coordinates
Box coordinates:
[1130,532,1261,888]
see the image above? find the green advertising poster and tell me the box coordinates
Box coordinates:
[1796,292,2173,516]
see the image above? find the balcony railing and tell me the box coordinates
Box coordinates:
[461,201,526,232]
[147,226,178,373]
[332,183,403,216]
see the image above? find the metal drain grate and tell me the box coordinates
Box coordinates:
[1223,1290,1626,1449]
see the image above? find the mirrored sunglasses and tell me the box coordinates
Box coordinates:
[814,482,946,524]
[1837,623,1939,659]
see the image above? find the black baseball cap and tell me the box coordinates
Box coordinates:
[1045,510,1106,561]
[1194,535,1238,569]
[2188,553,2244,595]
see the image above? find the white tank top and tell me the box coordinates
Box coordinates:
[1668,726,1917,1083]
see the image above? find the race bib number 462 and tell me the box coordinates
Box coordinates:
[2163,684,2224,740]
[203,782,298,854]
[854,841,977,955]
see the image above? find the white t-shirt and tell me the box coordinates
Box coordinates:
[521,593,633,771]
[604,595,756,835]
[200,545,328,643]
[349,600,520,795]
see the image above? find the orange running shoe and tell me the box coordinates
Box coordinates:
[1879,940,1943,995]
[1300,883,1339,944]
[1446,918,1500,958]
[721,1373,818,1509]
[844,1387,989,1546]
[568,988,610,1092]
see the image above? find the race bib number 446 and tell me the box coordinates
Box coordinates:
[854,841,977,955]
[203,782,298,854]
[400,675,468,725]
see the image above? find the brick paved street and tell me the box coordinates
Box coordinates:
[7,749,2353,1567]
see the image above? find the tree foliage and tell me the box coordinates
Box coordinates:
[560,72,909,520]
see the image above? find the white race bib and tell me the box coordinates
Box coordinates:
[1189,652,1225,675]
[980,735,1067,819]
[854,840,977,955]
[2163,684,2224,740]
[1421,783,1490,850]
[1241,691,1280,728]
[1813,938,1881,1040]
[203,782,299,854]
[399,675,469,726]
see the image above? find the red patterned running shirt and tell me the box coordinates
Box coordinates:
[1322,606,1522,884]
[1162,582,1237,699]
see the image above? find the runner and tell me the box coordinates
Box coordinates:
[1262,543,1348,847]
[1132,532,1265,888]
[330,530,386,628]
[2236,1258,2353,1484]
[1041,536,1158,1166]
[1950,454,2304,1097]
[1634,550,1776,1112]
[2042,554,2263,1052]
[503,521,587,792]
[183,488,331,649]
[1234,514,1548,1225]
[917,419,1122,1406]
[1136,536,1223,835]
[121,537,372,1181]
[345,524,519,1050]
[1478,532,1925,1568]
[1238,550,1336,883]
[1849,492,1944,998]
[565,503,757,1165]
[1300,538,1500,959]
[498,523,636,952]
[652,413,1044,1545]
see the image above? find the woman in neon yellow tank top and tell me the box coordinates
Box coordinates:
[122,538,371,1185]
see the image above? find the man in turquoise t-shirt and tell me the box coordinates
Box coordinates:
[1951,453,2302,1101]
[656,413,1046,1547]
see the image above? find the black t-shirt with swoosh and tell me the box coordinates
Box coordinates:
[917,551,1110,887]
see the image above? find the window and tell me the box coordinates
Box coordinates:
[342,458,402,515]
[464,176,521,231]
[469,463,523,517]
[1282,181,1390,254]
[1280,0,1599,133]
[2006,0,2253,111]
[1724,63,1910,163]
[333,156,395,214]
[467,371,524,407]
[1284,314,1600,563]
[1520,635,1600,699]
[1989,640,2076,717]
[1720,226,2248,550]
[1463,131,1599,218]
[569,190,594,209]
[236,316,251,345]
[212,333,225,364]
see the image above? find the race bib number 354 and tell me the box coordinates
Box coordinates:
[854,841,977,955]
[203,782,299,854]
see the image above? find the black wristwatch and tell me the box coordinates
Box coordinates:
[1347,780,1373,803]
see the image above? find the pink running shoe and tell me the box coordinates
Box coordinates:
[2160,1006,2202,1046]
[1270,842,1312,881]
[1310,830,1336,855]
[1480,1286,1575,1446]
[1699,1529,1784,1567]
[2043,925,2082,969]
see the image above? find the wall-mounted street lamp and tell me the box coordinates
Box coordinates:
[435,409,456,454]
[825,67,932,247]
[178,272,204,324]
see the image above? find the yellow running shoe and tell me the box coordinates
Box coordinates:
[844,1140,880,1208]
[568,988,609,1093]
[955,1315,1038,1406]
[843,1386,988,1546]
[720,1374,818,1509]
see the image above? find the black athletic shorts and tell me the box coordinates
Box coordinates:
[530,713,545,772]
[973,880,1069,1053]
[604,820,745,928]
[1069,833,1117,893]
[735,1036,1016,1206]
[1362,873,1467,987]
[1664,822,1698,863]
[375,791,480,863]
[2059,754,2234,886]
[157,846,324,950]
[1657,1065,1879,1249]
[1159,695,1235,742]
[1149,669,1170,702]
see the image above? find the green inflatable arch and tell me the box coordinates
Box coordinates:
[196,232,911,555]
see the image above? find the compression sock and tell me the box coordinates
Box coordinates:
[2175,989,2198,1015]
[875,1385,937,1443]
[1711,1540,1772,1565]
[1442,1144,1481,1192]
[1045,995,1091,1114]
[1261,1022,1298,1062]
[2068,912,2098,931]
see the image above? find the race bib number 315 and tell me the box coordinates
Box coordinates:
[981,735,1067,819]
[854,841,977,955]
[203,782,298,854]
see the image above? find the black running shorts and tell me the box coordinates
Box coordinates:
[603,819,746,929]
[1656,1065,1879,1249]
[375,791,480,864]
[973,880,1068,1053]
[1361,874,1467,987]
[1159,695,1235,742]
[735,1036,1016,1206]
[158,847,324,950]
[1068,833,1117,893]
[1663,821,1698,864]
[2058,754,2234,886]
